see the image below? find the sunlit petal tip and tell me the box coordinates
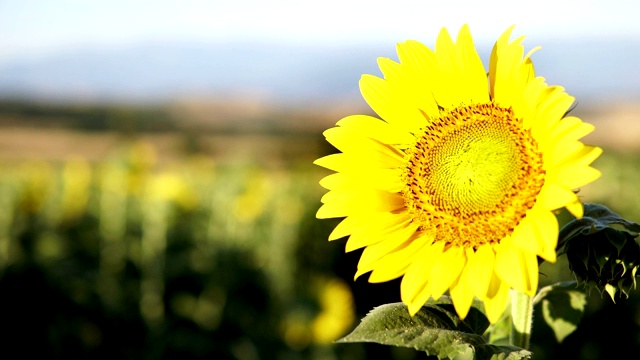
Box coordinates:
[451,292,474,320]
[313,154,343,172]
[368,267,402,283]
[427,247,466,299]
[312,157,323,166]
[315,204,338,219]
[587,146,604,164]
[457,24,472,40]
[377,57,403,80]
[407,299,424,317]
[498,25,517,43]
[317,175,335,190]
[565,199,584,219]
[484,272,512,323]
[525,46,542,59]
[450,269,476,319]
[353,268,370,281]
[435,27,455,51]
[321,126,338,140]
[328,217,352,241]
[538,183,579,211]
[465,245,495,298]
[539,246,557,264]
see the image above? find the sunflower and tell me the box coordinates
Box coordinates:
[315,25,601,323]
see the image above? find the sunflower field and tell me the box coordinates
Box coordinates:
[0,102,639,359]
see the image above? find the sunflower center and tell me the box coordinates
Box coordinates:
[403,103,545,249]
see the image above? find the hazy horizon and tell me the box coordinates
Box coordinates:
[1,36,639,106]
[2,0,640,63]
[2,1,640,105]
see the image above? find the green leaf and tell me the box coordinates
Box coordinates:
[581,203,640,233]
[337,301,531,360]
[558,203,640,253]
[485,312,511,345]
[533,281,587,343]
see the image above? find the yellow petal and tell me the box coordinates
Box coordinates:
[329,211,405,241]
[426,246,466,299]
[408,276,435,316]
[546,142,598,170]
[359,74,428,133]
[453,24,489,102]
[316,189,404,218]
[483,271,510,323]
[511,216,537,253]
[549,116,594,143]
[537,182,579,212]
[490,26,532,111]
[377,56,403,80]
[314,153,346,172]
[495,238,523,290]
[545,140,584,172]
[433,25,489,107]
[489,25,515,99]
[336,114,415,146]
[495,238,539,295]
[401,241,444,307]
[396,40,440,119]
[530,90,575,150]
[565,199,584,218]
[466,245,496,299]
[319,169,403,193]
[323,127,405,168]
[530,208,559,262]
[552,145,602,169]
[378,52,439,127]
[511,209,557,262]
[520,76,547,128]
[546,164,601,190]
[328,216,354,241]
[449,248,477,319]
[368,231,434,283]
[354,221,420,278]
[346,213,413,252]
[314,152,399,173]
[543,117,594,161]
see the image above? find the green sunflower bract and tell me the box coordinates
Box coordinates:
[315,25,602,323]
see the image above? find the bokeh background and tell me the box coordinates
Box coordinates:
[0,1,639,359]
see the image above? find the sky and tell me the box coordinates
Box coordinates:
[1,0,640,64]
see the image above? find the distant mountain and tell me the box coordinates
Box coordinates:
[0,38,639,104]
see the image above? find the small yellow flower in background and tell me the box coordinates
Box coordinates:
[315,25,602,323]
[311,277,355,345]
[18,160,54,214]
[60,156,92,223]
[282,276,355,349]
[146,172,198,210]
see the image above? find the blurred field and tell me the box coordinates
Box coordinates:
[0,98,639,359]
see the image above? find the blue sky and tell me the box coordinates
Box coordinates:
[1,0,639,63]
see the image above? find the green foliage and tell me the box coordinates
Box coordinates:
[0,126,638,359]
[559,203,640,300]
[0,143,356,359]
[533,281,587,343]
[558,203,640,244]
[338,301,531,360]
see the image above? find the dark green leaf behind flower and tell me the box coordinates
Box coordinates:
[559,203,640,300]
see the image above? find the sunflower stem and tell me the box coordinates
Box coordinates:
[510,290,533,349]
